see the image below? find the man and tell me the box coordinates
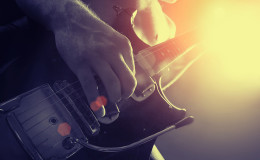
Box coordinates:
[0,0,178,159]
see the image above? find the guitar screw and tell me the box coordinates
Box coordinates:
[49,117,58,125]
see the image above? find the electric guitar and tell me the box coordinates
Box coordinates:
[0,9,202,160]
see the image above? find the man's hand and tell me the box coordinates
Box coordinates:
[15,0,137,119]
[54,22,137,118]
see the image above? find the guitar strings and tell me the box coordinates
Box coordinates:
[24,87,93,136]
[134,31,197,62]
[18,83,103,140]
[14,80,81,116]
[134,38,180,62]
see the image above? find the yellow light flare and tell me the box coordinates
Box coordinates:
[199,3,260,88]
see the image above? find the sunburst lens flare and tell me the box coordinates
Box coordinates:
[199,3,260,88]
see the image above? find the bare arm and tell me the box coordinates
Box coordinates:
[15,0,102,31]
[134,0,177,45]
[15,0,137,121]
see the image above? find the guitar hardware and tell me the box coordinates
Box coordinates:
[0,80,193,160]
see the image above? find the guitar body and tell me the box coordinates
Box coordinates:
[0,9,186,160]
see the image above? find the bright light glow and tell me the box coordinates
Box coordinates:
[199,3,260,87]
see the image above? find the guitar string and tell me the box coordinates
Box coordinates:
[15,84,95,150]
[15,81,83,117]
[134,31,196,62]
[134,38,181,62]
[133,36,197,75]
[133,37,196,76]
[19,83,102,134]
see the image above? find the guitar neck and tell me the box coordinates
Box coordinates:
[135,29,200,77]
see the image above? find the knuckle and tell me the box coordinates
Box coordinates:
[123,75,137,98]
[107,78,121,102]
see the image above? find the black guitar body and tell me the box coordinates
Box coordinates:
[0,9,186,160]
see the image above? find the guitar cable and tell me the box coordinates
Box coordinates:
[68,116,193,152]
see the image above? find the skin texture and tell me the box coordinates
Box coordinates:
[15,0,176,120]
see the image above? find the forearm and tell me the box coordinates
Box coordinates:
[15,0,110,32]
[135,0,176,45]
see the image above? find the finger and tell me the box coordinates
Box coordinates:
[111,54,137,99]
[121,38,135,74]
[91,60,121,103]
[77,66,106,118]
